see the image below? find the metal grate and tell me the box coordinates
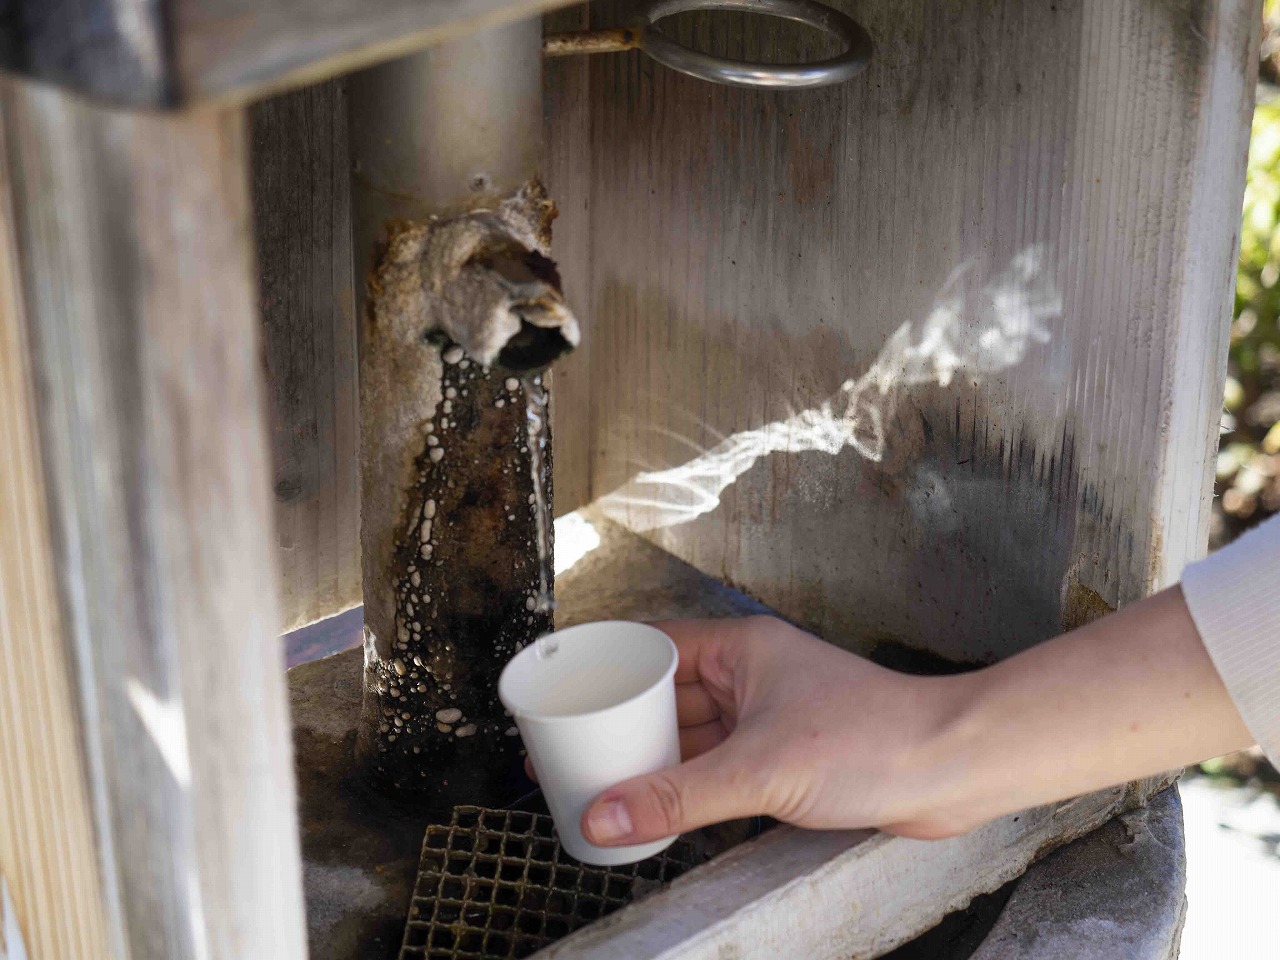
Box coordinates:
[399,806,707,959]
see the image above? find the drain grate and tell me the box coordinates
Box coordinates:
[398,806,707,959]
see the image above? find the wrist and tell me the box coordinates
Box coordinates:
[886,670,1003,837]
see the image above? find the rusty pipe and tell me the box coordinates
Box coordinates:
[350,23,570,803]
[351,21,578,372]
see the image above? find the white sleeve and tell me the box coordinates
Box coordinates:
[1180,512,1280,767]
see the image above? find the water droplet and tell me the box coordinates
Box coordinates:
[505,726,519,736]
[505,377,519,391]
[435,707,462,723]
[443,346,464,364]
[424,499,437,518]
[392,659,407,677]
[429,447,445,463]
[445,387,457,399]
[455,724,477,738]
[495,398,506,408]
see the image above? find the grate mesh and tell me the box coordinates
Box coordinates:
[399,806,707,960]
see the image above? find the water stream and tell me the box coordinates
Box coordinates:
[524,376,559,658]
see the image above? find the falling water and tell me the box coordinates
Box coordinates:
[524,376,559,657]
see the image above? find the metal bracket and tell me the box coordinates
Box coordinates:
[543,0,873,89]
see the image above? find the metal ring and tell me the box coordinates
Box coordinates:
[633,0,872,89]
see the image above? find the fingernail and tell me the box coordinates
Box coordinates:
[585,799,633,844]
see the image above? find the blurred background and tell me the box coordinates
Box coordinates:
[1178,3,1280,955]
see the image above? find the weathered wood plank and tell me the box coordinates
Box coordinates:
[545,3,595,516]
[0,0,580,106]
[1,77,307,960]
[0,0,172,106]
[0,112,115,960]
[252,78,363,632]
[538,776,1171,960]
[554,0,1259,663]
[174,0,575,104]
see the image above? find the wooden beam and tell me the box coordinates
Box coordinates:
[539,778,1172,960]
[544,3,595,517]
[0,0,578,107]
[0,105,115,960]
[252,78,363,632]
[540,779,1168,960]
[0,76,307,959]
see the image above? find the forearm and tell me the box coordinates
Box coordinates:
[933,586,1254,829]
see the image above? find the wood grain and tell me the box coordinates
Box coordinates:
[545,3,595,516]
[1,77,307,960]
[252,79,363,632]
[541,775,1171,960]
[0,106,115,960]
[173,0,575,104]
[550,0,1260,663]
[0,0,579,106]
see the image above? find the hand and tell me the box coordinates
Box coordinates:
[572,588,1254,849]
[575,615,979,847]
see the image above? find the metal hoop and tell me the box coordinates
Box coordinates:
[633,0,873,89]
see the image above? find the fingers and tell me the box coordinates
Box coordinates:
[675,682,721,727]
[580,742,761,846]
[524,756,538,782]
[649,618,748,685]
[679,719,728,759]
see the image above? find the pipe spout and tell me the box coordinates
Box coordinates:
[372,183,579,374]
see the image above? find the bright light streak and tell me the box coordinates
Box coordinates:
[553,512,602,575]
[598,247,1062,531]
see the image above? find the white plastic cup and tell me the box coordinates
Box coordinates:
[498,621,680,865]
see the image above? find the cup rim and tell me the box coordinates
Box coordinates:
[498,620,678,724]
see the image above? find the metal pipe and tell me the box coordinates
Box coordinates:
[349,23,571,804]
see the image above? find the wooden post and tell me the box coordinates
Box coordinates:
[0,106,115,960]
[0,77,307,960]
[251,79,363,634]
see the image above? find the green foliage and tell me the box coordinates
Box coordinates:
[1215,92,1280,543]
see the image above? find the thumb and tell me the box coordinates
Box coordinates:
[580,745,760,846]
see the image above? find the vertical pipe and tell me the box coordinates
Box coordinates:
[351,19,543,292]
[350,22,564,805]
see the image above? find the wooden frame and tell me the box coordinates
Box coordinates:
[0,0,572,107]
[0,77,306,959]
[540,779,1170,960]
[0,0,1258,957]
[550,0,1260,660]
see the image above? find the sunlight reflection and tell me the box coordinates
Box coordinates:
[597,247,1062,531]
